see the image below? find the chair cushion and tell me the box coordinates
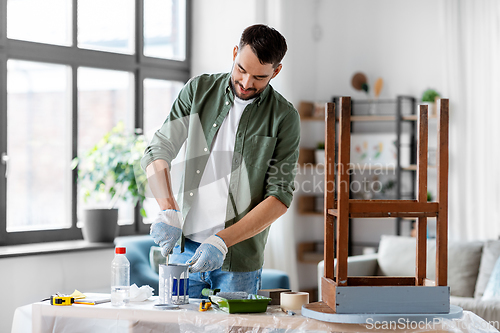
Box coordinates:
[377,235,434,277]
[377,235,483,297]
[475,240,500,298]
[444,240,483,297]
[261,269,290,289]
[482,256,500,300]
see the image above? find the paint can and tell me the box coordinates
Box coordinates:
[159,263,189,305]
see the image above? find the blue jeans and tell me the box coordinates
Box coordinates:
[169,238,262,298]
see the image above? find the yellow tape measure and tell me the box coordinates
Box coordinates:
[199,300,212,311]
[50,295,74,306]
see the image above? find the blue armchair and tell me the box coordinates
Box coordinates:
[115,235,290,295]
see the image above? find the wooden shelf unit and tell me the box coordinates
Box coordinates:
[297,241,324,264]
[298,196,323,216]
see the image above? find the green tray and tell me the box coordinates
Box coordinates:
[209,294,271,314]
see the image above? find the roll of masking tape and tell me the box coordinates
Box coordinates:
[280,292,309,312]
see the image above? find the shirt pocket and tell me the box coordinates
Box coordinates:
[248,135,277,169]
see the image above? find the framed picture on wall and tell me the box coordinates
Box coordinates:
[350,134,410,168]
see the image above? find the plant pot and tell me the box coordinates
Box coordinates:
[82,208,119,243]
[315,149,325,166]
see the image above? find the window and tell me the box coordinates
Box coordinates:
[77,68,135,225]
[144,0,187,60]
[142,78,184,221]
[7,0,72,46]
[7,60,72,232]
[78,0,135,54]
[0,0,190,245]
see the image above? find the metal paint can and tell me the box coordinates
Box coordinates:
[159,263,189,305]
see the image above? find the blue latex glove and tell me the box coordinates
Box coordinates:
[150,210,183,257]
[187,235,228,273]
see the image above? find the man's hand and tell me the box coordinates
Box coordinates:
[150,210,183,257]
[187,235,228,273]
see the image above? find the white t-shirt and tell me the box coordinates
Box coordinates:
[183,96,255,242]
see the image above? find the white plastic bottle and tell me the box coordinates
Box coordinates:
[111,247,130,306]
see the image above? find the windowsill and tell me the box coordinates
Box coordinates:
[0,240,115,259]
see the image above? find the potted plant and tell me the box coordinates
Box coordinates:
[315,142,325,166]
[421,89,441,116]
[72,122,148,242]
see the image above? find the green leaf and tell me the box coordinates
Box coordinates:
[421,89,440,102]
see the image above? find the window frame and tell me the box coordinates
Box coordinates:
[0,0,191,245]
[0,2,5,47]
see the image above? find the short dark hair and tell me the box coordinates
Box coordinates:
[239,24,287,68]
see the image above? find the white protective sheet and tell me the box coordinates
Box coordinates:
[11,296,500,333]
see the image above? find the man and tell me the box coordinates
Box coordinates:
[141,24,300,297]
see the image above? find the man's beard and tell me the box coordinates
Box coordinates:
[230,77,267,100]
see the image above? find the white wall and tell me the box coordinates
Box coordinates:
[191,0,445,292]
[314,0,444,101]
[191,0,259,76]
[1,249,113,333]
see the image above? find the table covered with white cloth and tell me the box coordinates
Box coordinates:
[11,294,500,333]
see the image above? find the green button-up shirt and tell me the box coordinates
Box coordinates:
[141,72,300,272]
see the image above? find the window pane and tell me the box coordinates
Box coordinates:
[142,78,184,221]
[78,0,134,54]
[7,60,71,231]
[7,0,71,46]
[144,0,186,60]
[78,68,135,225]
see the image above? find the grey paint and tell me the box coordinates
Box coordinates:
[335,285,450,314]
